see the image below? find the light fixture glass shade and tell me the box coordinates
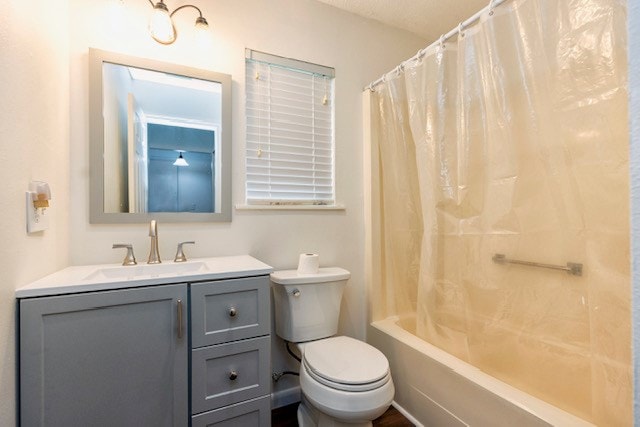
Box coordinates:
[194,16,210,45]
[173,152,189,167]
[195,16,208,31]
[149,2,176,44]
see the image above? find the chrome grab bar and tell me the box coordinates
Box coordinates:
[492,253,583,276]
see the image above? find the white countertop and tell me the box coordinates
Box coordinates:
[16,255,273,298]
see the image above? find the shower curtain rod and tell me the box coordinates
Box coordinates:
[366,0,510,91]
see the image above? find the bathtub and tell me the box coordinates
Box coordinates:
[368,316,594,427]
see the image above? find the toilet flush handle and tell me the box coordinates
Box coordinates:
[292,289,301,297]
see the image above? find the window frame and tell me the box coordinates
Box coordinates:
[242,49,341,209]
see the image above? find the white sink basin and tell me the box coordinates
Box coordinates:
[83,261,209,281]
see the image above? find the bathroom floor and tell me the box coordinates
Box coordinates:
[271,403,414,426]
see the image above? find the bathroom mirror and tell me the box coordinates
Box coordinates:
[89,48,231,223]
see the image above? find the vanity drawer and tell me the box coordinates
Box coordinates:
[192,335,270,414]
[191,276,270,348]
[191,396,271,427]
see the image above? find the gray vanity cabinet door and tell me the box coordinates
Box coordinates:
[19,284,188,427]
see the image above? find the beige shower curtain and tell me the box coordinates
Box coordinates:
[371,0,630,424]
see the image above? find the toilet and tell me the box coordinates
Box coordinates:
[271,267,394,427]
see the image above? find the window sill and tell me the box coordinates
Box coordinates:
[235,203,346,211]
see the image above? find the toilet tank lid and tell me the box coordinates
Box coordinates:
[270,267,350,285]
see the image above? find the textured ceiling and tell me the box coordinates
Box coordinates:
[314,0,488,41]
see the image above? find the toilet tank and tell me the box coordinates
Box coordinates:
[271,267,350,342]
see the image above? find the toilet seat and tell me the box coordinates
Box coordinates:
[303,358,391,392]
[302,336,390,392]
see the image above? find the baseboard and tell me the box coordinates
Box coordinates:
[271,386,301,409]
[392,400,424,427]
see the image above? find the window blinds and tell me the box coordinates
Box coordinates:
[245,50,335,205]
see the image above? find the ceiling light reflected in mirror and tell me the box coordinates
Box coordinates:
[173,151,189,167]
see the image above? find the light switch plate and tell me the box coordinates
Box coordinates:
[26,192,49,233]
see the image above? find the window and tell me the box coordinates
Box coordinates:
[245,49,335,206]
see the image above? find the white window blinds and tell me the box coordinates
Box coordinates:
[245,49,335,205]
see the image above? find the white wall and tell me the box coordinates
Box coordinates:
[0,1,71,425]
[630,1,640,423]
[68,0,426,404]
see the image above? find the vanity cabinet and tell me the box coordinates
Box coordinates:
[17,259,273,427]
[190,276,271,425]
[19,284,188,427]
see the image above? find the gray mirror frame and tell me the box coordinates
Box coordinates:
[89,48,232,223]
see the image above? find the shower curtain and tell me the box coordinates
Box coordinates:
[371,0,630,424]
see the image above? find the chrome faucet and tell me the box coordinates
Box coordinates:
[147,220,161,264]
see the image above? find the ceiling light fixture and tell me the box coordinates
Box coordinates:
[173,151,189,167]
[147,0,209,45]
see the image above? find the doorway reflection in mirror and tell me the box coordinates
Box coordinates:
[101,62,221,214]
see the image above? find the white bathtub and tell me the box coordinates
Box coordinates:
[368,316,594,427]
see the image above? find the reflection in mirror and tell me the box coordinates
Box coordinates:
[89,49,231,223]
[146,124,215,212]
[102,63,221,214]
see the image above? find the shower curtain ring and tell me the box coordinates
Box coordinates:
[458,22,465,38]
[488,0,497,16]
[438,34,445,50]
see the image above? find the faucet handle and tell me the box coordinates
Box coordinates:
[174,241,195,263]
[113,243,137,266]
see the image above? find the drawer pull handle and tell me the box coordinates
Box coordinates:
[229,371,238,381]
[228,307,237,317]
[177,299,183,339]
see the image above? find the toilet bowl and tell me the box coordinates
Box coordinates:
[271,267,395,427]
[297,336,395,426]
